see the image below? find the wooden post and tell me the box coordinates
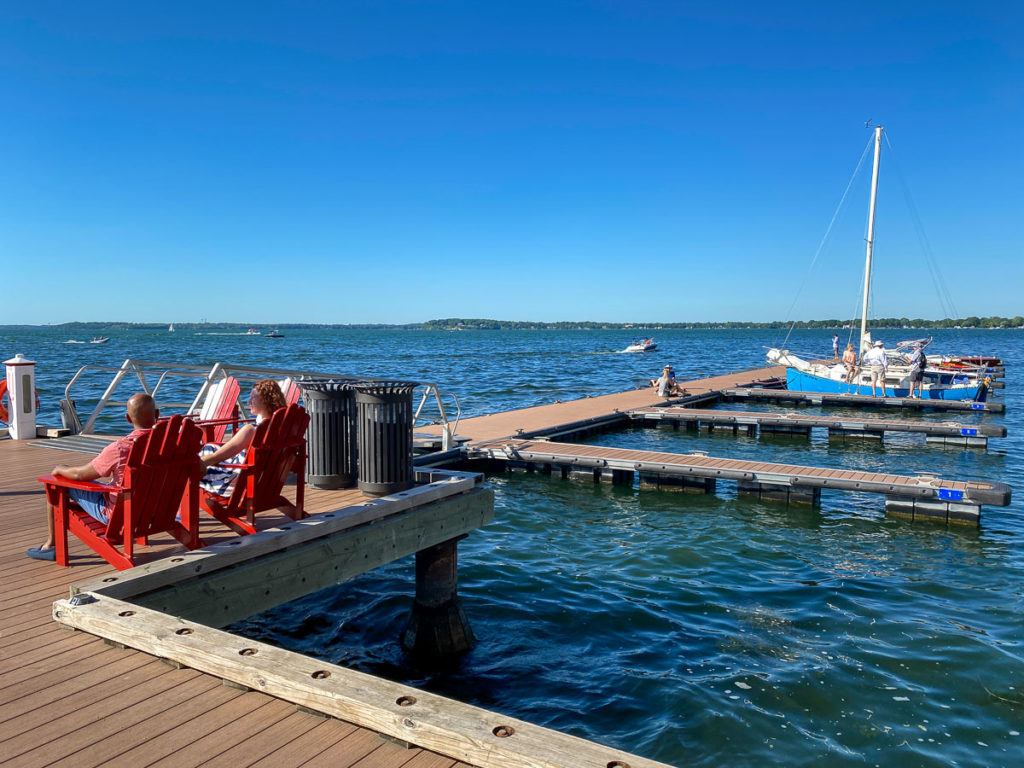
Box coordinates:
[402,536,476,661]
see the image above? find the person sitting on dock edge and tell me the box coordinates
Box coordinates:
[199,379,287,494]
[862,340,888,397]
[27,393,158,561]
[651,365,686,398]
[841,342,858,383]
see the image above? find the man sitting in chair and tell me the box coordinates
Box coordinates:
[27,393,158,561]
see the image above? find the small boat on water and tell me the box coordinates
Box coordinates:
[168,323,175,333]
[89,337,109,345]
[245,328,261,336]
[266,330,284,338]
[767,126,992,402]
[622,338,657,353]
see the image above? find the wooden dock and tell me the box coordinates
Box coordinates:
[0,437,668,768]
[723,387,1005,413]
[469,438,1011,524]
[630,406,1007,447]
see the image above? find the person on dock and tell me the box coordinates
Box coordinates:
[832,334,840,361]
[652,365,685,398]
[907,345,926,399]
[842,343,858,382]
[198,379,287,494]
[27,393,158,561]
[862,340,888,397]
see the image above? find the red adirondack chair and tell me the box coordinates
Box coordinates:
[194,376,242,442]
[199,404,310,536]
[38,415,205,570]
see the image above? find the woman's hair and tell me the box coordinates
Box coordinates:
[845,343,854,350]
[251,379,287,413]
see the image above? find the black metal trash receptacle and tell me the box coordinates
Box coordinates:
[355,381,418,496]
[297,379,358,489]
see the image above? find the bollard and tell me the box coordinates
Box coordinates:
[354,381,418,497]
[3,354,37,440]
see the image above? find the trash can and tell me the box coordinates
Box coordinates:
[354,381,418,496]
[297,379,358,489]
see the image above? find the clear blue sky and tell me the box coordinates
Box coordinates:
[2,2,1021,324]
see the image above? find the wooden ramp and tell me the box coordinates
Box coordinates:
[470,438,1011,525]
[723,387,1006,413]
[630,406,1007,448]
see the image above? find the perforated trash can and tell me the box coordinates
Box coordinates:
[297,379,358,489]
[355,381,418,496]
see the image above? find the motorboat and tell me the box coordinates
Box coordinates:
[245,328,261,336]
[266,330,284,338]
[622,338,657,353]
[89,337,109,345]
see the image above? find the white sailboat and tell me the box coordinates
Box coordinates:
[168,323,175,333]
[766,126,987,402]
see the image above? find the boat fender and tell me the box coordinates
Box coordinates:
[0,380,7,423]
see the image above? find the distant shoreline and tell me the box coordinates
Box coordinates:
[6,316,1024,331]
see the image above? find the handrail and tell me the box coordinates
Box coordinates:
[65,359,462,448]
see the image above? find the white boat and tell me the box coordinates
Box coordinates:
[767,126,987,402]
[622,338,657,353]
[168,323,175,333]
[266,330,284,338]
[89,337,109,345]
[245,328,261,336]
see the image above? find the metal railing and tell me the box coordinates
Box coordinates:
[65,359,461,448]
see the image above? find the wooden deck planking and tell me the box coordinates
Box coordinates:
[0,438,475,768]
[420,367,784,444]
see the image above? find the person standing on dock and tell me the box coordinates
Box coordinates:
[862,340,888,397]
[907,345,926,399]
[832,334,840,360]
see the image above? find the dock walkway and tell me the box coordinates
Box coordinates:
[470,438,1011,524]
[723,387,1005,413]
[631,406,1006,447]
[0,439,477,768]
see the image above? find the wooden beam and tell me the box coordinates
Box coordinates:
[72,472,481,601]
[53,593,670,768]
[134,489,494,627]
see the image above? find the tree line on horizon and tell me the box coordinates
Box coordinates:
[29,315,1024,330]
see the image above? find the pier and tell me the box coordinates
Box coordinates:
[630,406,1006,447]
[469,438,1010,524]
[722,387,1005,413]
[0,358,1010,767]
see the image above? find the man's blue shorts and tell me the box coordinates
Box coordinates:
[69,489,109,525]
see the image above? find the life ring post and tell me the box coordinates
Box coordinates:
[3,354,37,440]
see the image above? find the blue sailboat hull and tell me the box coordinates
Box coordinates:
[785,368,982,401]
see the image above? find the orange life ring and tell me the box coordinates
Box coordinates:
[0,379,7,423]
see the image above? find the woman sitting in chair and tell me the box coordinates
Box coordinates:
[199,379,287,494]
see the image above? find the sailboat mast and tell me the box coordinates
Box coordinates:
[859,125,883,353]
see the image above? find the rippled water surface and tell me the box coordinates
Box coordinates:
[5,326,1022,766]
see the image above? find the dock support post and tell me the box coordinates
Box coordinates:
[760,424,812,438]
[402,536,475,661]
[925,435,988,449]
[639,473,716,494]
[602,469,634,486]
[828,427,885,442]
[884,496,980,526]
[738,481,820,506]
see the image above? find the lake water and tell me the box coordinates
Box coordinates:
[4,325,1021,767]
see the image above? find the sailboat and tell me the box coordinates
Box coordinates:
[168,323,175,333]
[767,127,987,402]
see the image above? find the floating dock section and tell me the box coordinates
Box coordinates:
[722,387,1005,413]
[630,406,1007,448]
[470,439,1011,525]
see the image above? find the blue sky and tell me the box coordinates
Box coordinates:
[2,2,1021,324]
